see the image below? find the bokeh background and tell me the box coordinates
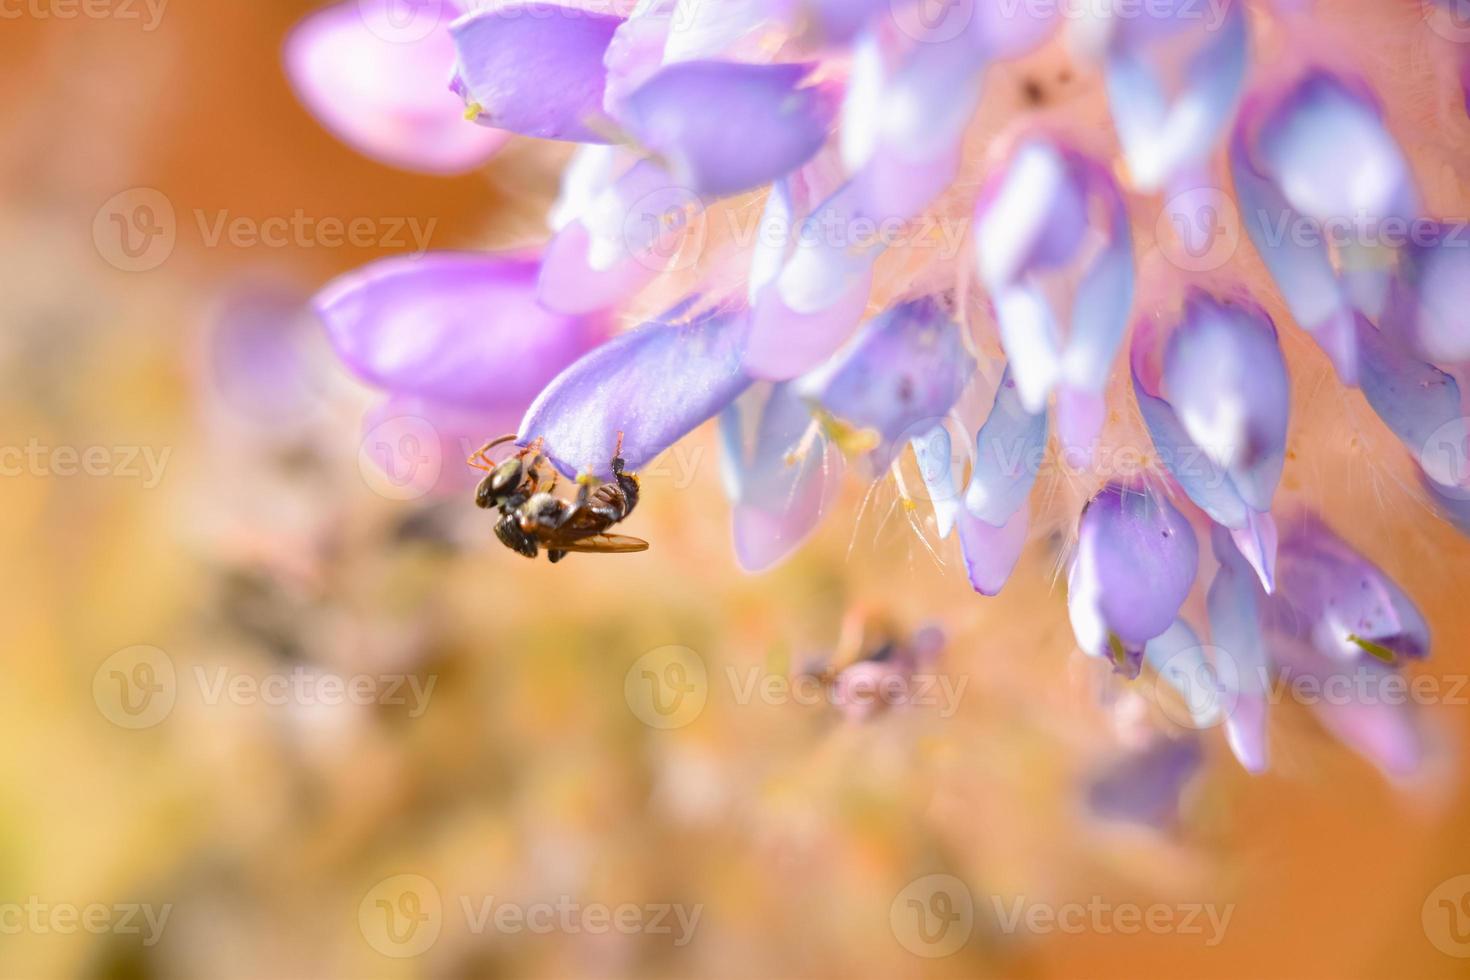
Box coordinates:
[4,2,1470,978]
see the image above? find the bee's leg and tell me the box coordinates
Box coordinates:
[548,549,568,564]
[468,434,518,472]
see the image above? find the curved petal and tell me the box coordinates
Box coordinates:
[313,252,607,411]
[539,160,699,314]
[519,299,752,477]
[621,60,836,197]
[799,295,975,461]
[1131,313,1255,529]
[284,0,507,175]
[721,382,840,572]
[958,501,1029,597]
[746,179,877,380]
[1162,292,1289,508]
[1085,735,1203,829]
[1356,313,1464,485]
[965,368,1048,527]
[1207,526,1270,772]
[1230,114,1358,382]
[1393,228,1470,365]
[1071,484,1200,653]
[1266,516,1430,662]
[1103,0,1248,191]
[450,3,622,142]
[1256,71,1417,225]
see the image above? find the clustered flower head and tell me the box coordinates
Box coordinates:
[286,0,1470,777]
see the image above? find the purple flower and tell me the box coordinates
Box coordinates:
[450,3,623,142]
[1204,516,1430,777]
[1068,484,1199,677]
[1131,290,1288,591]
[619,61,836,197]
[975,139,1135,460]
[284,0,508,174]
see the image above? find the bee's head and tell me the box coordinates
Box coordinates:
[475,456,524,509]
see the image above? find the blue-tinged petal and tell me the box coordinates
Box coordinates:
[1265,516,1429,662]
[1355,313,1464,484]
[1085,734,1203,830]
[1102,0,1247,192]
[721,382,840,572]
[978,141,1134,415]
[314,252,607,412]
[620,60,835,197]
[1424,469,1470,535]
[799,295,975,461]
[1162,293,1289,508]
[957,501,1028,597]
[519,299,752,478]
[284,0,508,175]
[1070,484,1200,655]
[1269,632,1424,778]
[1130,317,1251,529]
[1207,526,1270,772]
[1257,71,1417,224]
[1145,619,1230,730]
[1229,508,1279,594]
[450,3,622,142]
[965,369,1047,527]
[843,31,985,220]
[1393,229,1470,365]
[746,179,876,380]
[1059,190,1134,396]
[1230,118,1358,382]
[912,423,962,540]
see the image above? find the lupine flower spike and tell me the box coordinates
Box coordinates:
[288,0,1464,774]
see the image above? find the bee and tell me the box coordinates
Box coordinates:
[468,434,648,563]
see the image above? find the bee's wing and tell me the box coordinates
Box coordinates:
[554,534,650,554]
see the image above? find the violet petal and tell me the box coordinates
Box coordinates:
[965,368,1048,527]
[1207,526,1271,773]
[284,0,507,175]
[450,3,622,142]
[620,60,835,197]
[519,299,752,477]
[314,252,607,411]
[799,295,975,462]
[721,382,839,572]
[957,501,1029,597]
[1070,484,1200,655]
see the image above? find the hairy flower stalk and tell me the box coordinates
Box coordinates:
[287,0,1470,777]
